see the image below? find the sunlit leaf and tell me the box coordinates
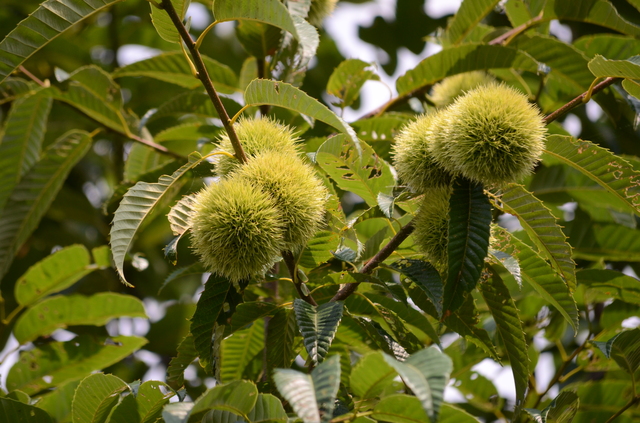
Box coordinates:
[439,404,481,423]
[350,352,396,400]
[577,269,640,305]
[544,0,640,36]
[446,0,500,44]
[326,59,380,108]
[574,34,640,60]
[150,0,190,44]
[13,293,146,344]
[35,380,79,422]
[188,380,258,421]
[0,130,92,280]
[371,394,429,423]
[71,373,129,423]
[220,319,265,383]
[108,380,175,423]
[524,390,579,423]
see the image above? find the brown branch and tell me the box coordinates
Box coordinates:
[160,0,248,164]
[543,77,620,125]
[330,220,415,302]
[488,14,544,46]
[282,250,317,306]
[359,85,431,120]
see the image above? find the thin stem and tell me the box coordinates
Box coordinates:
[604,396,640,423]
[18,65,46,87]
[160,0,248,164]
[488,13,544,46]
[359,86,431,120]
[127,133,185,159]
[330,220,415,302]
[543,77,620,125]
[282,250,317,306]
[195,21,218,50]
[2,305,24,326]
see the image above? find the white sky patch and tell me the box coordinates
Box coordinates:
[549,20,573,43]
[425,0,462,18]
[586,100,604,122]
[117,44,162,66]
[186,2,211,31]
[562,114,582,137]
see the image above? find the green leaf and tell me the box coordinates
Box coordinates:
[244,80,358,145]
[492,226,579,331]
[236,20,282,60]
[544,135,640,216]
[350,352,396,400]
[316,135,395,208]
[0,398,52,423]
[623,78,640,100]
[443,295,499,360]
[577,269,640,305]
[573,35,640,60]
[390,259,443,318]
[588,54,640,79]
[525,390,579,423]
[71,373,129,423]
[167,334,198,390]
[168,194,196,237]
[0,0,124,84]
[326,59,380,108]
[203,393,288,423]
[592,328,640,374]
[113,52,238,93]
[489,250,522,287]
[563,216,640,261]
[190,275,232,374]
[220,319,265,383]
[229,302,279,333]
[108,381,175,423]
[51,66,129,134]
[13,293,146,344]
[6,335,146,395]
[213,0,318,65]
[150,0,190,44]
[446,0,500,44]
[544,0,640,37]
[110,152,204,285]
[396,44,539,96]
[444,179,492,314]
[35,380,79,423]
[407,347,453,420]
[266,307,300,373]
[273,355,341,423]
[494,183,576,290]
[382,354,434,421]
[0,130,92,280]
[149,90,242,122]
[371,394,429,423]
[298,230,341,269]
[189,380,258,422]
[439,404,481,423]
[294,299,343,364]
[15,244,108,307]
[480,272,529,415]
[0,89,52,210]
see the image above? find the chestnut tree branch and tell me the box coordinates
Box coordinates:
[543,77,620,125]
[282,250,318,306]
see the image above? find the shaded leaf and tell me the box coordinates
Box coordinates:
[525,390,579,423]
[267,307,300,373]
[294,299,343,364]
[371,394,429,423]
[443,295,499,360]
[577,269,640,305]
[189,380,258,422]
[439,404,481,423]
[71,373,129,423]
[444,179,492,314]
[592,328,640,374]
[35,380,79,423]
[0,0,123,84]
[0,130,92,279]
[149,90,242,122]
[220,319,265,383]
[167,334,198,390]
[326,59,380,108]
[229,302,279,333]
[0,398,52,423]
[446,0,500,44]
[573,34,640,60]
[350,352,396,400]
[391,259,443,318]
[108,380,175,423]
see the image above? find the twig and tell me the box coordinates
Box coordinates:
[605,396,640,423]
[127,133,185,159]
[488,13,544,46]
[18,65,46,87]
[282,250,317,306]
[160,0,248,164]
[330,220,415,302]
[543,77,620,125]
[359,86,431,120]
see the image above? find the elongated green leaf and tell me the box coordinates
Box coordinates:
[391,259,443,318]
[15,244,108,307]
[108,380,175,423]
[564,217,640,261]
[244,80,358,145]
[350,352,396,400]
[0,89,52,210]
[150,0,190,44]
[52,66,129,134]
[316,135,394,208]
[525,390,579,423]
[439,404,481,423]
[443,295,499,360]
[149,91,242,122]
[13,293,146,344]
[294,299,343,364]
[480,272,529,415]
[168,194,196,237]
[167,334,198,390]
[446,0,500,44]
[0,0,124,84]
[35,380,79,422]
[72,373,129,423]
[382,354,434,421]
[229,302,279,333]
[495,184,576,290]
[110,152,203,285]
[588,54,640,79]
[298,230,341,269]
[213,0,318,65]
[190,380,258,422]
[267,307,300,373]
[623,78,640,100]
[492,226,578,330]
[190,275,232,374]
[236,20,282,60]
[574,35,640,60]
[220,319,265,382]
[577,269,640,305]
[0,398,52,423]
[592,328,640,374]
[543,135,640,216]
[444,179,492,314]
[203,393,288,423]
[405,348,452,420]
[6,335,146,395]
[371,395,429,423]
[396,44,539,96]
[113,52,238,93]
[0,130,92,280]
[544,0,640,37]
[326,59,380,108]
[312,355,341,423]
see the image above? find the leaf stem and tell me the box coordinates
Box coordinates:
[127,133,185,159]
[543,77,620,125]
[604,396,640,423]
[18,65,46,87]
[160,0,248,164]
[330,220,415,302]
[282,250,317,306]
[488,12,544,46]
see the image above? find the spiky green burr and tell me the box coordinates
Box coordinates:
[413,187,452,267]
[430,71,496,108]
